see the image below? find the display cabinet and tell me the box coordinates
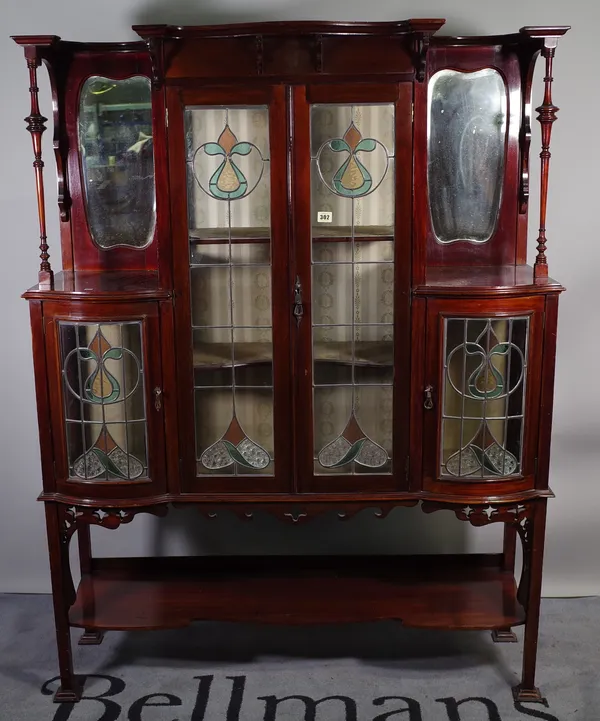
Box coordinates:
[13,19,569,704]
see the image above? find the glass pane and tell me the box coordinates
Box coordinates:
[312,263,394,326]
[440,316,528,479]
[310,103,395,475]
[314,385,391,475]
[190,241,270,265]
[314,325,393,386]
[186,106,274,476]
[78,76,155,249]
[60,322,148,482]
[428,68,507,244]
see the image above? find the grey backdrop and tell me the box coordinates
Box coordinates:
[1,0,598,596]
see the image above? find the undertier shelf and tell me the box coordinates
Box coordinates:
[69,554,524,631]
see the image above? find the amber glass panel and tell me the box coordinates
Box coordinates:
[60,322,148,482]
[79,76,155,249]
[310,103,395,475]
[440,317,528,479]
[428,69,507,244]
[185,106,274,476]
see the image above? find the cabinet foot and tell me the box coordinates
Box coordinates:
[491,628,518,643]
[78,629,105,646]
[513,684,545,704]
[53,676,83,703]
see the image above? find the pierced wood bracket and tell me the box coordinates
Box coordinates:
[412,33,431,82]
[255,35,264,75]
[62,505,169,542]
[146,36,164,90]
[314,34,324,73]
[421,499,541,615]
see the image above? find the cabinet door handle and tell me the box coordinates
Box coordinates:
[292,275,304,327]
[424,385,434,410]
[153,387,162,412]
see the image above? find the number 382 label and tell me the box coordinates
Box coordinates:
[317,211,333,223]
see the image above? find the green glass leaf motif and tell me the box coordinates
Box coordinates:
[208,158,249,200]
[330,438,367,467]
[203,142,226,156]
[355,138,377,152]
[103,348,124,361]
[91,448,129,479]
[329,139,350,152]
[222,439,270,470]
[231,142,252,156]
[78,348,97,361]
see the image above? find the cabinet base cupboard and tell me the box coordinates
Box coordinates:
[13,20,570,704]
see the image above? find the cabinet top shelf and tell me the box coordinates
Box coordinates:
[23,271,171,301]
[416,265,564,297]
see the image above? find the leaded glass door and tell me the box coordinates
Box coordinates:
[293,84,413,493]
[168,86,292,492]
[422,297,545,495]
[44,301,167,498]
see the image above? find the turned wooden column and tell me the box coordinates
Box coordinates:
[520,27,570,282]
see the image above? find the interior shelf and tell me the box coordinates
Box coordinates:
[189,226,393,244]
[69,554,524,631]
[193,341,392,369]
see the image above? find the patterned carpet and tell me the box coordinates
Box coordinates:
[0,594,597,720]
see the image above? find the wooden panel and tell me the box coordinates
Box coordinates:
[167,37,258,78]
[70,554,525,630]
[262,36,315,75]
[322,36,412,75]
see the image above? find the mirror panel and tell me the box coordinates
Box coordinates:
[79,75,155,249]
[428,68,507,244]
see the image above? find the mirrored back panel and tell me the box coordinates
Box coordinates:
[428,69,507,245]
[79,75,156,250]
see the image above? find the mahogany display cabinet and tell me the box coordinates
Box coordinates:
[13,19,569,704]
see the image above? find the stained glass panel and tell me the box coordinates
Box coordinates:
[185,106,274,476]
[440,317,528,479]
[79,76,155,249]
[60,322,148,482]
[310,103,395,474]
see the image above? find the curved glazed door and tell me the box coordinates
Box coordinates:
[422,296,545,497]
[293,83,413,493]
[44,301,167,499]
[168,85,292,493]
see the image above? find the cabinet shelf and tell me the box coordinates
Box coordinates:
[188,226,393,244]
[193,341,392,369]
[69,554,524,631]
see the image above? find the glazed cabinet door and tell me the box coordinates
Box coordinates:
[167,85,292,492]
[292,84,413,492]
[421,297,545,497]
[44,301,167,499]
